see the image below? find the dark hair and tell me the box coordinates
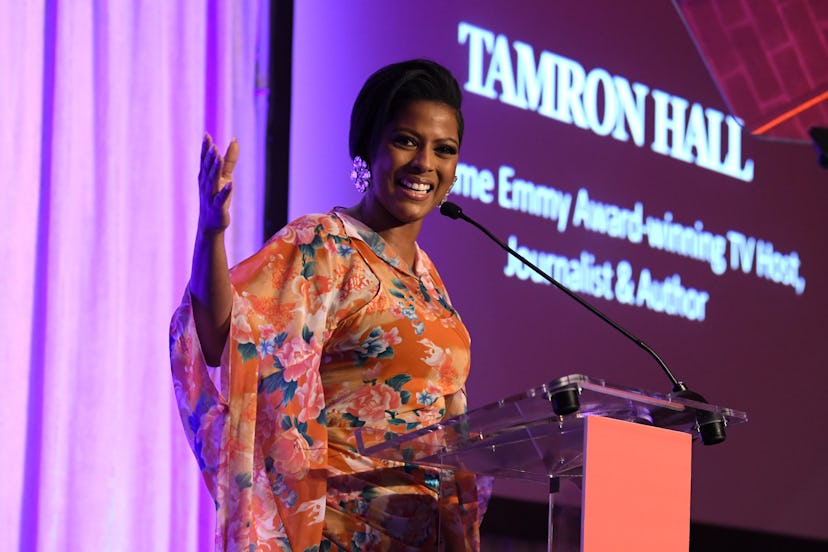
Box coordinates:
[349,59,464,163]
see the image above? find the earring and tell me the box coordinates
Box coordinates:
[440,178,457,206]
[351,156,371,192]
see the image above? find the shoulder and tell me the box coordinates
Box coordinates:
[414,244,453,293]
[272,212,347,245]
[416,244,436,268]
[230,212,348,284]
[415,244,445,278]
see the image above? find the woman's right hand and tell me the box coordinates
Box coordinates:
[191,134,239,365]
[198,134,239,235]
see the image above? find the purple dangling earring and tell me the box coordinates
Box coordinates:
[351,156,371,192]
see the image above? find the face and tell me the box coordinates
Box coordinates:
[364,100,460,231]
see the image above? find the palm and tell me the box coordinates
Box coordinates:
[198,134,239,233]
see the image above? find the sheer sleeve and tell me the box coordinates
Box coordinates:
[170,213,377,551]
[169,287,228,501]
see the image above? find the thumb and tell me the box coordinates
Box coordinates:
[221,139,240,179]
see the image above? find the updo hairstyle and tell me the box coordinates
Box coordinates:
[348,59,464,165]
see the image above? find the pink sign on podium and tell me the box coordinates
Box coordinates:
[582,415,692,551]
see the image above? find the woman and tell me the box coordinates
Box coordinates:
[170,59,488,551]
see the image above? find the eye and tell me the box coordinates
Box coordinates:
[436,144,458,157]
[392,134,418,149]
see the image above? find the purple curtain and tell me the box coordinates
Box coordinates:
[0,1,270,549]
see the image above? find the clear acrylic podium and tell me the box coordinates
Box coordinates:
[356,374,748,551]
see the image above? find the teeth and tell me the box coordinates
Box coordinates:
[401,178,432,192]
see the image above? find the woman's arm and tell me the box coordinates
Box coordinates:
[189,134,239,365]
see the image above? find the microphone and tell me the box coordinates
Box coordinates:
[438,201,464,220]
[440,201,726,445]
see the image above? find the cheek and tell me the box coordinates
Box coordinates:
[375,153,409,182]
[369,151,394,179]
[440,161,459,184]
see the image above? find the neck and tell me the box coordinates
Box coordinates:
[378,226,419,270]
[344,200,422,269]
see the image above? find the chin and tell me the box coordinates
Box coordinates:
[392,206,436,225]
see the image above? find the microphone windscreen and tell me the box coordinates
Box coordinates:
[440,201,463,219]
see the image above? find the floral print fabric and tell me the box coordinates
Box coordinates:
[170,211,485,551]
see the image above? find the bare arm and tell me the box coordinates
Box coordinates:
[190,134,239,365]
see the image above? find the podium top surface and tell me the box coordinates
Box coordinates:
[355,374,748,482]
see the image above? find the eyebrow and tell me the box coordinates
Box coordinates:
[394,126,460,147]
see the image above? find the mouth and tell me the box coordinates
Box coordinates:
[398,177,434,194]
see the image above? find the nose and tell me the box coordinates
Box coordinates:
[410,147,435,172]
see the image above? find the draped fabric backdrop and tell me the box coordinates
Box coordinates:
[0,2,270,549]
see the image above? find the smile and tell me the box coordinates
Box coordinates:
[399,177,434,193]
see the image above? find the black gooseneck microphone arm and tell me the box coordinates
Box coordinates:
[440,201,726,444]
[440,201,685,391]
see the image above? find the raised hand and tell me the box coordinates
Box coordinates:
[198,134,240,235]
[190,134,239,364]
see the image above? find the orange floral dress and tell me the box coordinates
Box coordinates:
[170,211,488,551]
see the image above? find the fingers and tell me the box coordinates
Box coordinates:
[196,134,234,233]
[208,146,222,193]
[198,134,212,185]
[198,134,239,197]
[201,133,213,162]
[221,138,239,180]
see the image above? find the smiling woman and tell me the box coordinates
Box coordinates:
[170,59,491,551]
